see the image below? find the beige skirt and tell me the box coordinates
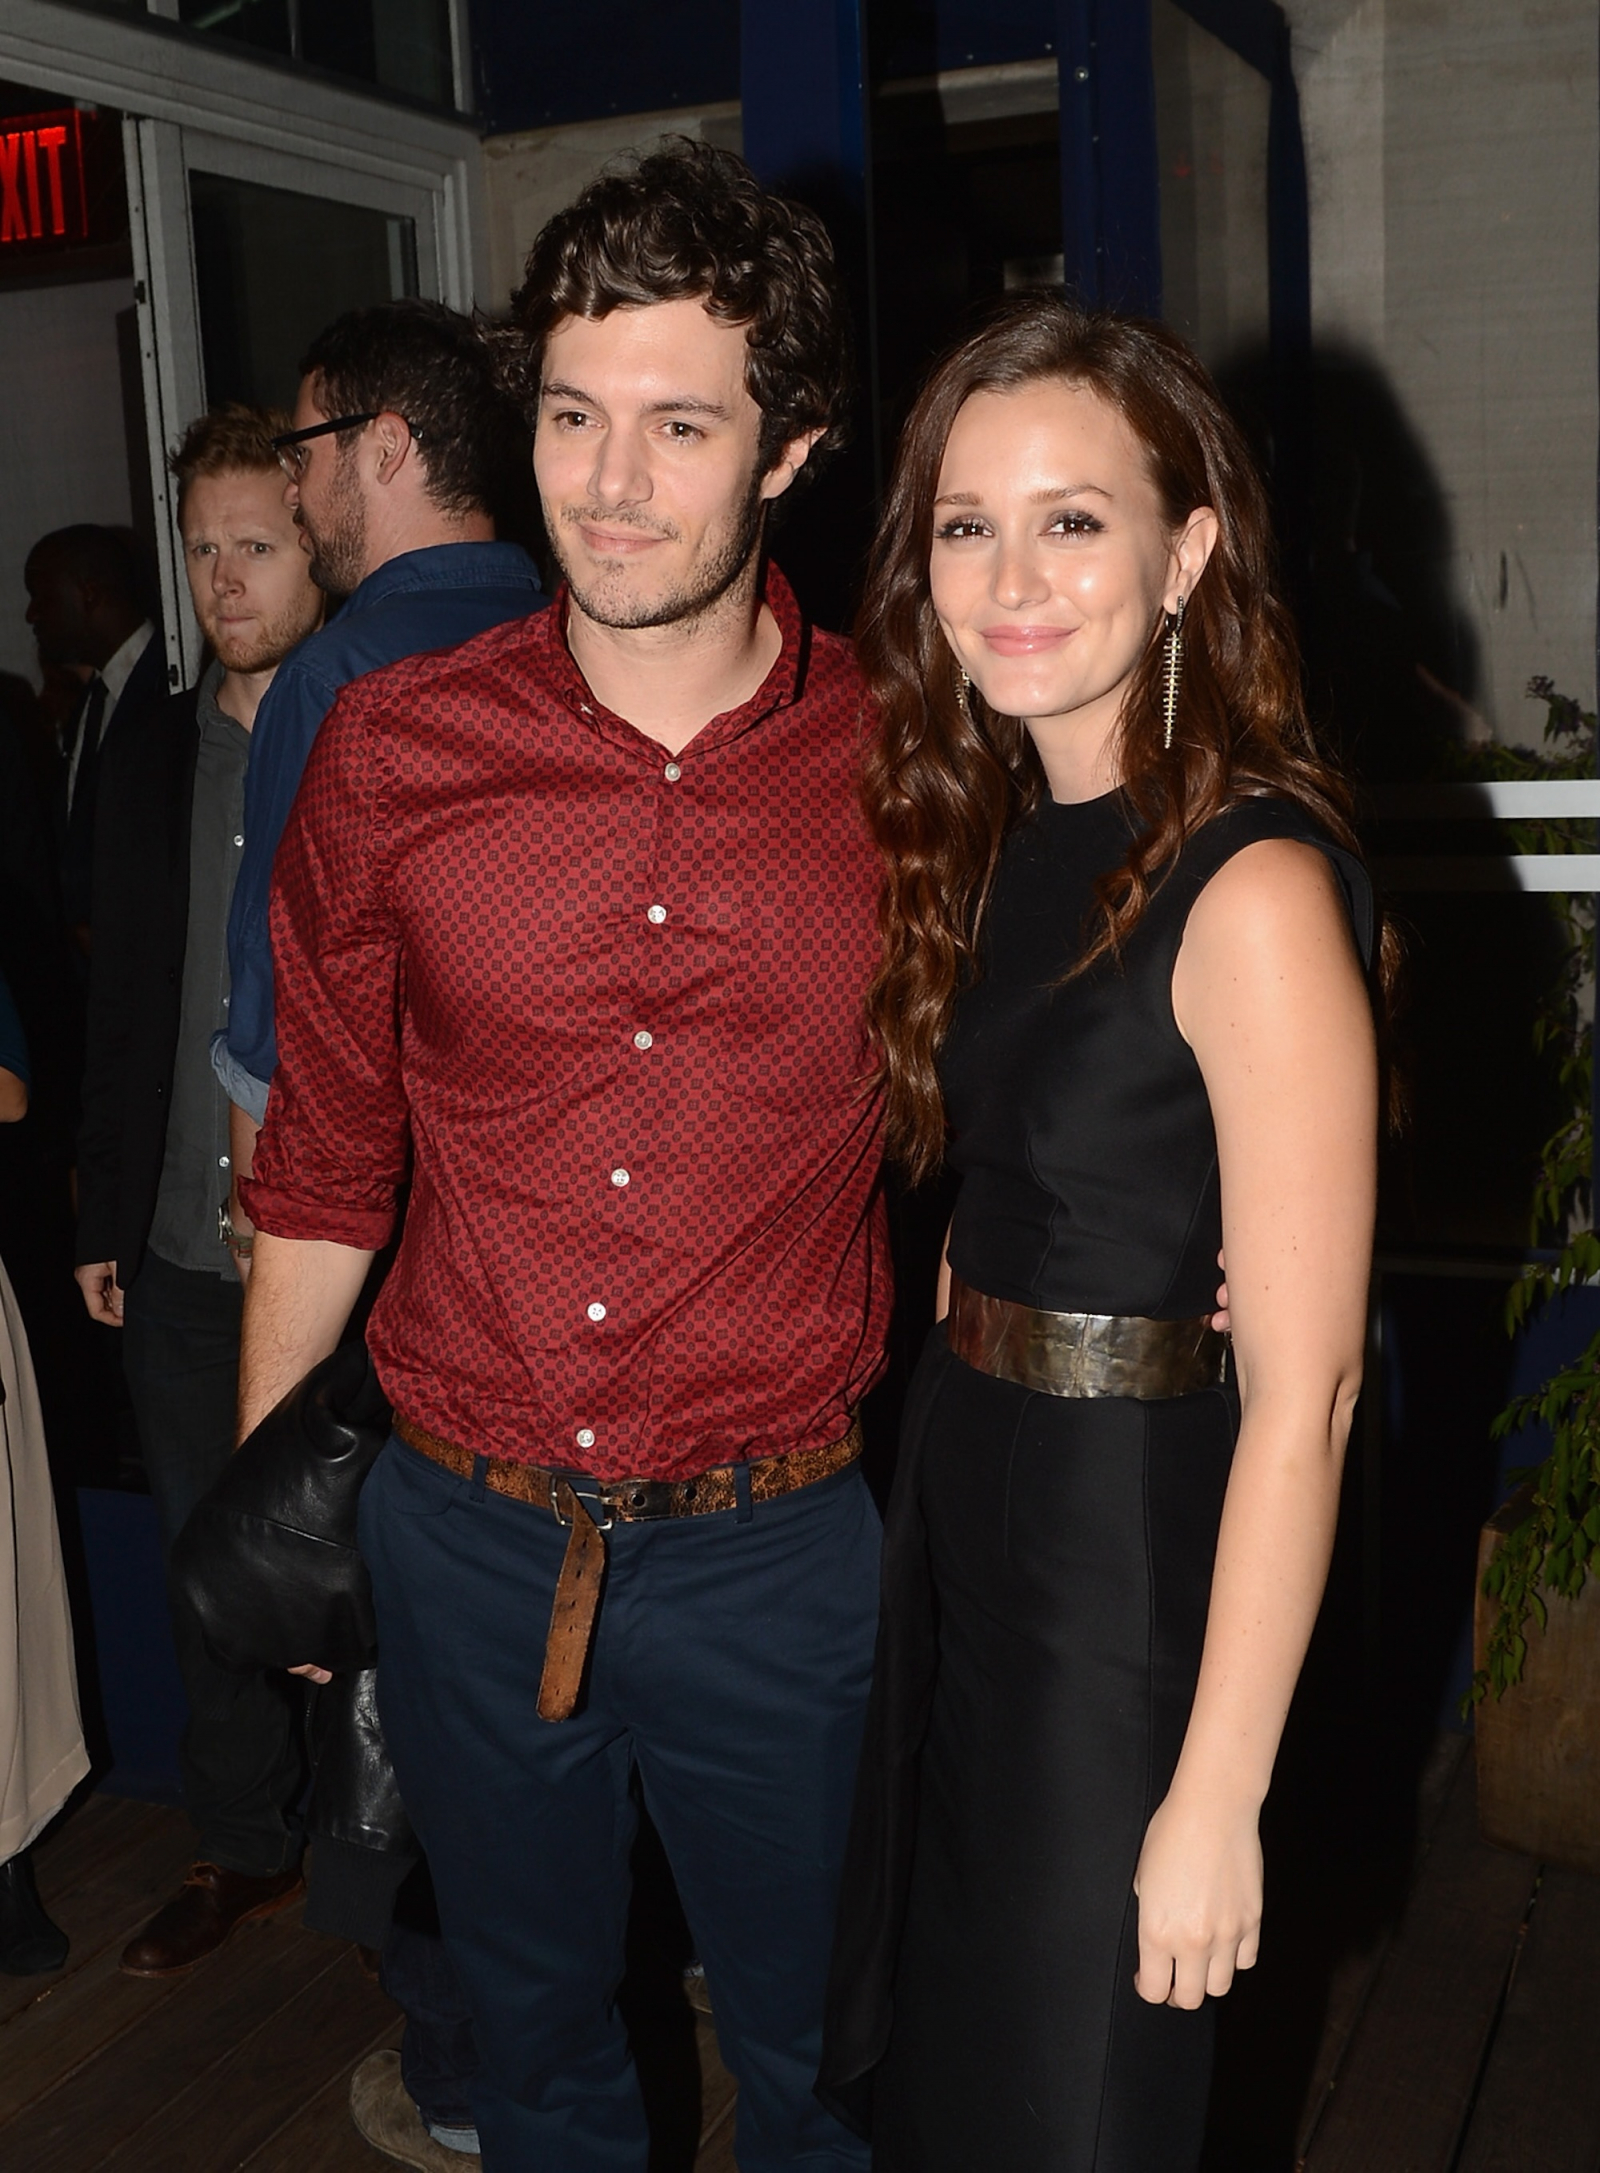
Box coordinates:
[0,1253,89,1860]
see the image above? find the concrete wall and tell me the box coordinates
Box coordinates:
[478,103,741,314]
[1292,0,1599,739]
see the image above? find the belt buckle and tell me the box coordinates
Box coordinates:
[549,1476,614,1532]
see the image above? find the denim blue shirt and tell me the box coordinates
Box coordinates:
[214,541,544,1120]
[0,964,28,1088]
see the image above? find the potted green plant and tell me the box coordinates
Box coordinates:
[1466,679,1600,1873]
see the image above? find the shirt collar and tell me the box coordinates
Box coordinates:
[193,656,251,747]
[537,561,810,757]
[337,541,542,616]
[98,620,155,709]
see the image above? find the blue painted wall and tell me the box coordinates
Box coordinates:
[468,0,1057,135]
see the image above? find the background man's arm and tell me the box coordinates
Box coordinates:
[226,1099,261,1283]
[236,1229,374,1440]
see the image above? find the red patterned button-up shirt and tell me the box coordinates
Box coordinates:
[242,570,891,1480]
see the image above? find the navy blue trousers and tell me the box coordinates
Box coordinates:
[359,1436,880,2173]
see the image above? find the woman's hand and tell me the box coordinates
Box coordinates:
[1132,1789,1262,2008]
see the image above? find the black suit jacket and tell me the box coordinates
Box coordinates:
[59,631,170,931]
[75,683,202,1283]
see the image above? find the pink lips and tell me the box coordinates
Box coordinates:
[980,625,1075,656]
[578,523,663,556]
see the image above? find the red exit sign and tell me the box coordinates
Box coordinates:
[0,111,87,248]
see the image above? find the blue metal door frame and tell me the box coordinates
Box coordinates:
[739,0,1309,481]
[1054,0,1162,316]
[1055,0,1309,368]
[740,0,879,488]
[1051,0,1311,565]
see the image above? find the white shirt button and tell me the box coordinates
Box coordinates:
[646,904,667,926]
[586,1301,607,1323]
[233,833,244,848]
[219,1155,230,1169]
[664,761,682,782]
[633,1029,653,1051]
[610,1168,630,1188]
[575,1426,596,1450]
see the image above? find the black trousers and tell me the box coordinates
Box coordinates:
[121,1250,303,1875]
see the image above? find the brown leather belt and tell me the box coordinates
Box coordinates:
[393,1414,863,1723]
[946,1275,1226,1400]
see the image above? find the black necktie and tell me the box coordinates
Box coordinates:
[60,674,109,931]
[68,675,108,814]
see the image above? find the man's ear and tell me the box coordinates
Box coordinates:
[371,410,419,485]
[759,428,826,505]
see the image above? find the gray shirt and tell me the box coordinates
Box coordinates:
[148,662,251,1277]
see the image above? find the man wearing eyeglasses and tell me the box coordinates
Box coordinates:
[211,298,544,1202]
[209,297,543,2171]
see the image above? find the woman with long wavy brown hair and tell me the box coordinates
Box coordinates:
[819,296,1380,2170]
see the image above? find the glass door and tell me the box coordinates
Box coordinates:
[126,119,443,680]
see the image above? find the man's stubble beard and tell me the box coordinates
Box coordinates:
[554,469,767,633]
[300,447,369,600]
[206,592,320,676]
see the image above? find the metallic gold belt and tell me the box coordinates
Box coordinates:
[945,1275,1226,1400]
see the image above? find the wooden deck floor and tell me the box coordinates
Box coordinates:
[2,1742,1594,2171]
[1295,1734,1600,2173]
[0,1796,736,2170]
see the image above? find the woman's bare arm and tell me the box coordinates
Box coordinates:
[1134,837,1376,2010]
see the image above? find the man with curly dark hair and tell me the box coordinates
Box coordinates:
[236,142,884,2168]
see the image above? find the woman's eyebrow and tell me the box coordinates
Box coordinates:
[934,482,1115,507]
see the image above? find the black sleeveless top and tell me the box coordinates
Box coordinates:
[940,793,1373,1322]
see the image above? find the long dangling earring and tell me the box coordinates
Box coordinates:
[957,666,976,724]
[1161,595,1187,750]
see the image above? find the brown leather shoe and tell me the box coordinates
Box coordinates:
[119,1861,304,1978]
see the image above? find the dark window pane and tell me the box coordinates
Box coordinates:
[299,0,377,86]
[178,0,293,59]
[303,0,454,104]
[189,169,418,410]
[179,0,454,105]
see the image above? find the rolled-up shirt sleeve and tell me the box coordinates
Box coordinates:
[239,691,410,1248]
[209,1033,270,1127]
